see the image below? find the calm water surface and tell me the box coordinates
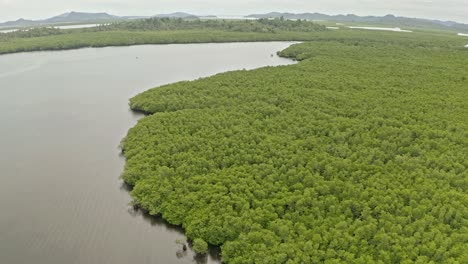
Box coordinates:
[349,26,413,32]
[0,42,295,264]
[54,24,108,29]
[0,24,106,33]
[0,29,17,33]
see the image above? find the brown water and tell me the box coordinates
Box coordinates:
[0,42,295,264]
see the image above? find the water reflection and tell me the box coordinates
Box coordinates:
[125,193,222,263]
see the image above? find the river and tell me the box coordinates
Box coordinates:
[0,42,295,264]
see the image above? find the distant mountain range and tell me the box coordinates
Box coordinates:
[246,12,468,32]
[0,12,211,28]
[2,11,467,33]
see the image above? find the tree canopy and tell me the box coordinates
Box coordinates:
[104,17,327,33]
[121,31,468,263]
[193,238,209,255]
[0,18,326,41]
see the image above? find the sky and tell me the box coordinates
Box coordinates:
[1,0,467,24]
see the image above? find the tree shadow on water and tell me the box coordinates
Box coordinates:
[120,182,222,263]
[119,181,133,192]
[190,245,222,264]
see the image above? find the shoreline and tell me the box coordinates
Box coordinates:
[0,41,297,263]
[0,37,306,57]
[119,41,296,263]
[120,41,297,262]
[119,32,467,262]
[0,40,300,57]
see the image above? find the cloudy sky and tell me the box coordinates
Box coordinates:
[1,0,467,23]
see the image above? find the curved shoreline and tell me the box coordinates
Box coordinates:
[0,42,298,264]
[121,42,298,261]
[2,26,464,57]
[0,30,318,56]
[120,33,467,263]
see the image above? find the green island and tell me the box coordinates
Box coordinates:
[0,18,326,54]
[4,18,466,263]
[116,19,467,264]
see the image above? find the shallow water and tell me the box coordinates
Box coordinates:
[349,26,412,32]
[0,24,105,33]
[0,29,17,33]
[53,24,107,29]
[0,42,295,264]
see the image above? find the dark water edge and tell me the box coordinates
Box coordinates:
[121,182,223,262]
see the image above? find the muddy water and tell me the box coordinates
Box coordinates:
[0,42,295,264]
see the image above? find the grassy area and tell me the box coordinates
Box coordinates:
[122,29,467,263]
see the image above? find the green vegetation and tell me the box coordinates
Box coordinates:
[247,12,468,33]
[0,18,326,55]
[6,17,466,263]
[121,29,468,263]
[106,17,326,32]
[193,238,209,254]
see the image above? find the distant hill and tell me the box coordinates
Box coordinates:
[4,11,465,32]
[0,18,36,28]
[0,11,210,29]
[153,12,199,19]
[44,11,118,23]
[246,12,468,32]
[0,12,122,28]
[120,16,151,20]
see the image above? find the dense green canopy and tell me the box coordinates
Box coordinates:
[0,18,326,40]
[106,17,327,33]
[122,31,468,263]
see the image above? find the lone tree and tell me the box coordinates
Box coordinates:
[192,238,208,255]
